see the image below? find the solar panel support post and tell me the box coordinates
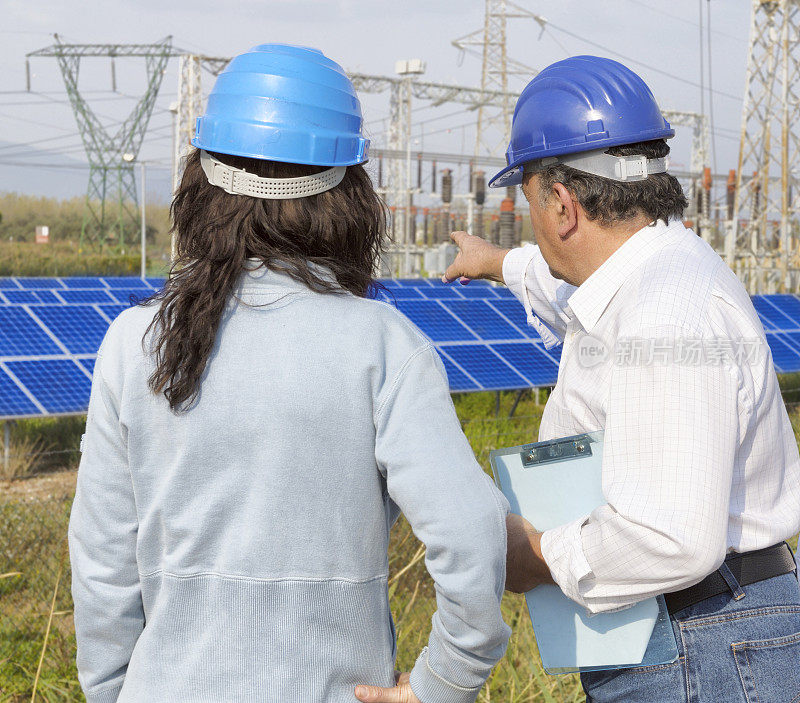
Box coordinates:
[2,420,10,476]
[508,389,524,418]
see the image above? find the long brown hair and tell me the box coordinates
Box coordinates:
[143,148,387,412]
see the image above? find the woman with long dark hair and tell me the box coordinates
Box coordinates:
[68,44,510,703]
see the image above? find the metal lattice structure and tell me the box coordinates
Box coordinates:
[728,0,800,293]
[27,36,174,250]
[452,0,544,157]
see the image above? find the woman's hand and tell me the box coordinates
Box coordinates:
[355,672,421,703]
[442,231,510,284]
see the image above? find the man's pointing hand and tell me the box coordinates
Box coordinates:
[442,231,510,285]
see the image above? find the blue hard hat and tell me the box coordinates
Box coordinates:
[193,44,369,167]
[489,55,674,188]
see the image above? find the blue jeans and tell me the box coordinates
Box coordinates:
[581,570,800,702]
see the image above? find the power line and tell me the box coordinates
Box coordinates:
[623,0,744,43]
[543,20,742,103]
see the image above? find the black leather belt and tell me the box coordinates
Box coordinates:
[664,542,797,615]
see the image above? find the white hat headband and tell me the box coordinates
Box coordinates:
[523,147,668,182]
[200,150,346,199]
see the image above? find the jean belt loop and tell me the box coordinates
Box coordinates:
[718,560,746,601]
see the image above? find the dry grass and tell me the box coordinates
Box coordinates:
[0,437,51,482]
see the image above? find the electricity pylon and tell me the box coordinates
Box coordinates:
[729,0,800,292]
[452,0,545,157]
[27,36,174,249]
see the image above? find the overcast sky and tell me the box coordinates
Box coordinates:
[0,0,752,202]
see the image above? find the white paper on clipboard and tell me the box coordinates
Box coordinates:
[490,431,678,674]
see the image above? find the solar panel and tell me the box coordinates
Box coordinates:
[395,300,477,342]
[29,305,112,355]
[487,299,530,334]
[752,295,795,331]
[5,359,91,414]
[0,366,40,417]
[490,342,560,386]
[97,304,130,322]
[395,278,434,287]
[58,289,116,304]
[2,290,40,305]
[77,358,96,376]
[436,352,479,392]
[2,290,61,305]
[109,288,155,304]
[456,285,500,299]
[61,277,106,289]
[439,344,528,390]
[102,277,152,289]
[0,308,61,356]
[3,274,799,421]
[761,294,800,326]
[766,333,800,373]
[447,300,524,340]
[417,286,465,300]
[15,277,64,289]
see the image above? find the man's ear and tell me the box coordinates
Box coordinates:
[552,182,577,239]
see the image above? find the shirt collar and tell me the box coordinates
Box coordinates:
[238,257,339,292]
[567,219,685,333]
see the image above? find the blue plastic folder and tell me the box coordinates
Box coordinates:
[490,431,679,674]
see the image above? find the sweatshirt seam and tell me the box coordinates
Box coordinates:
[374,344,433,424]
[138,569,389,584]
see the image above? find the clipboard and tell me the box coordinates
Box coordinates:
[490,431,679,674]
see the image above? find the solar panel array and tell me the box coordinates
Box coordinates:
[1,275,800,420]
[0,277,158,419]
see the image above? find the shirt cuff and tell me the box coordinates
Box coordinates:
[409,647,482,703]
[501,246,562,350]
[540,515,594,607]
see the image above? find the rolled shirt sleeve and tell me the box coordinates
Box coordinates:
[374,344,511,703]
[540,327,745,614]
[502,245,575,349]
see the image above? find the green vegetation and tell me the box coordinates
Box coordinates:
[0,193,172,277]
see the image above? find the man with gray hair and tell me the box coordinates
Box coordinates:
[445,55,800,702]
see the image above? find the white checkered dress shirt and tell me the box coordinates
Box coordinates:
[503,218,800,614]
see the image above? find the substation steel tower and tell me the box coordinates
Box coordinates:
[27,36,174,250]
[730,0,800,293]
